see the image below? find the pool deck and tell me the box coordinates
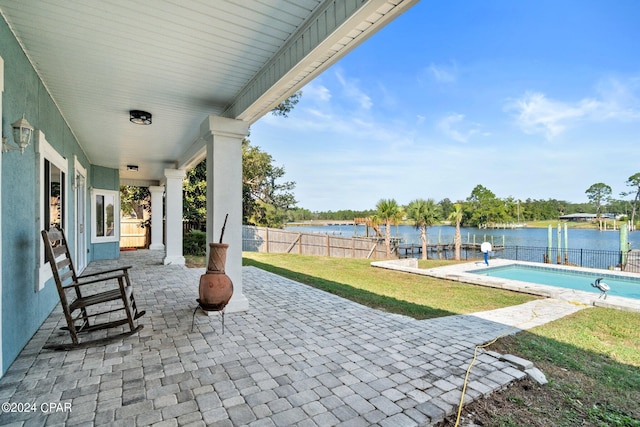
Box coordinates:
[372,258,640,313]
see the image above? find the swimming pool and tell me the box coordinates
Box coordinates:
[470,264,640,300]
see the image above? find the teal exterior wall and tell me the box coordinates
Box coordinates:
[90,165,120,260]
[1,16,120,374]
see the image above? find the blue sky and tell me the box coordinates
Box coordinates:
[250,0,640,212]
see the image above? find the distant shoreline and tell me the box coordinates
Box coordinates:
[286,220,625,230]
[287,220,360,226]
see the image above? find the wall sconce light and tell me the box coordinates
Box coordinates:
[2,114,34,154]
[73,173,86,190]
[129,110,152,125]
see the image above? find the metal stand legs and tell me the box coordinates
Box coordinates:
[191,303,225,334]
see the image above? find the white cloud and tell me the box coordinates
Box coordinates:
[304,83,332,102]
[263,72,413,148]
[377,82,398,109]
[428,63,457,83]
[594,76,640,121]
[304,107,332,122]
[506,92,599,139]
[263,97,414,150]
[335,69,373,110]
[418,62,459,86]
[437,113,482,143]
[507,78,640,139]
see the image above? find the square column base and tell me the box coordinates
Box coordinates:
[163,255,185,266]
[224,293,249,313]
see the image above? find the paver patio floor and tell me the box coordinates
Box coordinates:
[0,250,584,426]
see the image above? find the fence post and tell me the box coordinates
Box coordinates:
[580,248,583,267]
[265,227,269,253]
[618,251,623,270]
[557,225,561,264]
[367,244,377,259]
[326,235,330,257]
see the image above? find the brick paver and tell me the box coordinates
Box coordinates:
[0,250,577,426]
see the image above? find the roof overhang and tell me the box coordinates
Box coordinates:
[0,0,418,184]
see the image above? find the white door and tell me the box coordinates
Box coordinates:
[75,160,87,272]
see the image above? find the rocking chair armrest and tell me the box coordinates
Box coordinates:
[77,266,132,279]
[72,273,129,288]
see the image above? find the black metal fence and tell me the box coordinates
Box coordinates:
[499,246,626,271]
[398,243,636,270]
[417,244,634,271]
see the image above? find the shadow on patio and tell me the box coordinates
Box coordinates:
[1,250,539,426]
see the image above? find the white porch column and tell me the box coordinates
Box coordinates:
[148,185,165,251]
[202,116,249,312]
[0,56,4,377]
[163,169,186,265]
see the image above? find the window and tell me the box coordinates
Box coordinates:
[37,132,68,291]
[45,159,65,230]
[91,189,119,243]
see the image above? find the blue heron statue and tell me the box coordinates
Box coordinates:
[590,278,610,299]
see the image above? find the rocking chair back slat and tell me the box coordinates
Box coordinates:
[57,257,72,270]
[58,269,74,284]
[52,245,67,258]
[41,227,145,350]
[46,228,63,241]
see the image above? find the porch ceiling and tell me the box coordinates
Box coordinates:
[0,0,417,185]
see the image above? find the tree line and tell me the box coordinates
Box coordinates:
[357,176,640,260]
[291,177,640,229]
[123,160,640,233]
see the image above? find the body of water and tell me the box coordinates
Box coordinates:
[284,224,640,253]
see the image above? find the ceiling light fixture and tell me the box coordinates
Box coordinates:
[129,110,152,125]
[127,165,139,171]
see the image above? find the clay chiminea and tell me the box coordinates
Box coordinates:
[198,215,233,311]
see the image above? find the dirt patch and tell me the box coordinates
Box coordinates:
[437,377,556,427]
[437,363,640,427]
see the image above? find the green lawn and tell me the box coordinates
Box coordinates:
[241,252,535,318]
[482,307,640,427]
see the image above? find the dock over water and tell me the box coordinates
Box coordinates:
[396,242,504,258]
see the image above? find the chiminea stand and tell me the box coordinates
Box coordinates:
[192,300,226,334]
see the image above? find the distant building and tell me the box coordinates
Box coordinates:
[559,213,623,222]
[559,213,597,222]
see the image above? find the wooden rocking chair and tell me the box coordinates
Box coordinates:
[41,227,145,350]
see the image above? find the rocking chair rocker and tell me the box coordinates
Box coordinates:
[41,227,145,350]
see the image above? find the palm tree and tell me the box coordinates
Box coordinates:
[376,198,400,258]
[394,207,405,237]
[406,199,440,260]
[448,203,464,260]
[366,215,382,237]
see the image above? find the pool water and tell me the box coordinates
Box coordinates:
[470,264,640,300]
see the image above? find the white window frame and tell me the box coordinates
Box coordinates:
[74,156,88,272]
[37,131,68,291]
[91,188,120,243]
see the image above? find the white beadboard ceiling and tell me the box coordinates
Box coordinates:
[0,0,416,185]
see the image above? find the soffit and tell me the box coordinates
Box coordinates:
[0,0,416,184]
